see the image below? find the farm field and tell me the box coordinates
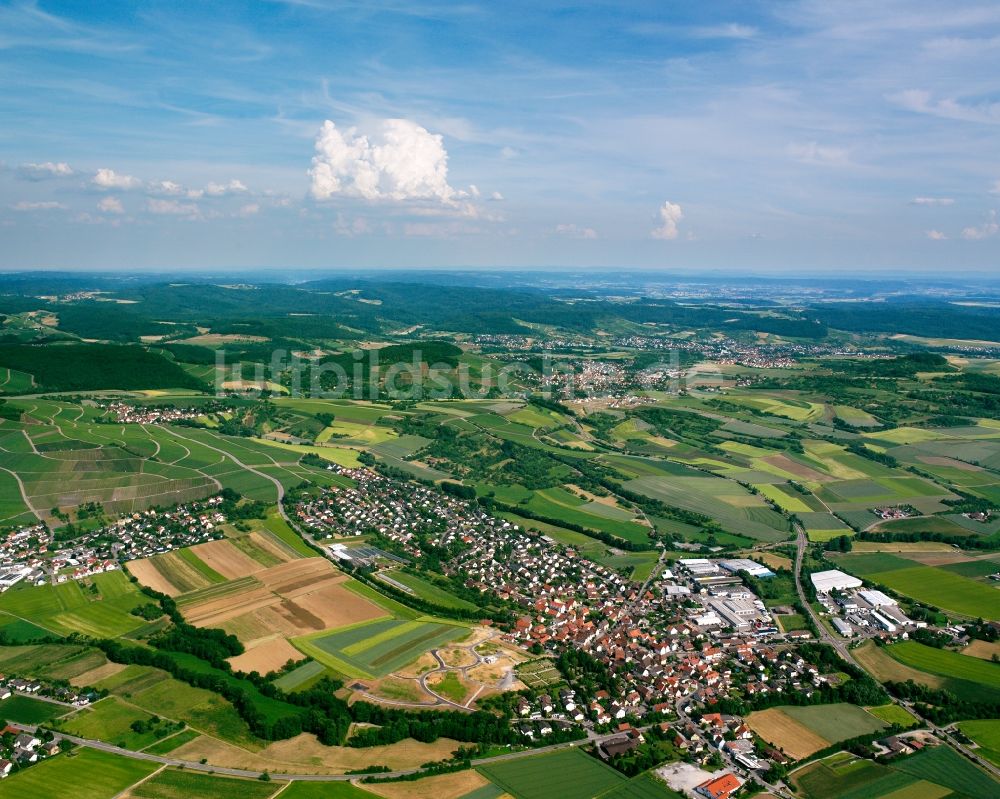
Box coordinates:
[884,641,1000,692]
[747,704,887,760]
[57,696,175,750]
[295,616,466,678]
[0,571,148,638]
[378,569,478,611]
[477,747,626,799]
[0,748,159,799]
[959,719,1000,766]
[170,559,389,673]
[0,693,70,724]
[122,768,281,799]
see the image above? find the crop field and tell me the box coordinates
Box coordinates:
[178,560,389,665]
[624,474,790,541]
[0,694,69,724]
[0,748,159,799]
[793,753,904,799]
[866,703,918,727]
[378,569,478,611]
[885,641,1000,691]
[748,704,886,759]
[141,728,201,755]
[478,747,626,799]
[281,784,378,799]
[123,768,281,799]
[521,487,651,543]
[296,617,466,678]
[0,573,147,638]
[892,744,1000,797]
[273,659,328,691]
[959,719,1000,766]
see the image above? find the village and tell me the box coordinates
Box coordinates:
[0,497,228,590]
[291,465,933,795]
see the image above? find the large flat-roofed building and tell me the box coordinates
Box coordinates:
[810,569,862,593]
[719,559,774,578]
[679,558,720,576]
[708,597,760,630]
[832,618,854,637]
[859,589,896,607]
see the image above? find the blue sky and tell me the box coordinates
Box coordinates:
[1,0,999,272]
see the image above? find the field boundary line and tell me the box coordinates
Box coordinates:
[112,762,167,799]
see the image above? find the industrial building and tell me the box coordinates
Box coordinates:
[810,569,863,593]
[718,559,775,578]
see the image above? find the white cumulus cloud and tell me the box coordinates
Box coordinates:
[93,168,140,189]
[651,201,684,240]
[309,119,457,203]
[961,210,998,239]
[911,197,954,206]
[555,223,598,239]
[926,229,947,240]
[204,179,248,196]
[98,196,124,214]
[148,180,186,196]
[18,162,74,179]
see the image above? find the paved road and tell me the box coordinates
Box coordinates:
[793,526,1000,781]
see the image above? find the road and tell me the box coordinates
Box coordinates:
[792,525,1000,781]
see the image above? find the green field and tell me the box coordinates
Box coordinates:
[125,768,280,799]
[58,696,174,750]
[0,571,148,638]
[866,704,918,727]
[141,728,201,755]
[885,641,1000,690]
[478,747,626,799]
[0,748,159,799]
[892,744,1000,796]
[379,569,479,611]
[959,719,1000,766]
[279,782,379,799]
[296,617,465,678]
[0,694,69,725]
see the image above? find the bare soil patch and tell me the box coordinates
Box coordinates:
[228,636,305,675]
[171,732,462,774]
[963,639,1000,661]
[190,538,265,579]
[126,558,183,596]
[763,455,830,482]
[365,770,491,799]
[70,661,125,687]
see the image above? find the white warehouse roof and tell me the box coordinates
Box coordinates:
[810,569,862,593]
[719,559,775,578]
[859,589,896,607]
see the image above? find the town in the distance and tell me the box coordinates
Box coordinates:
[0,271,996,799]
